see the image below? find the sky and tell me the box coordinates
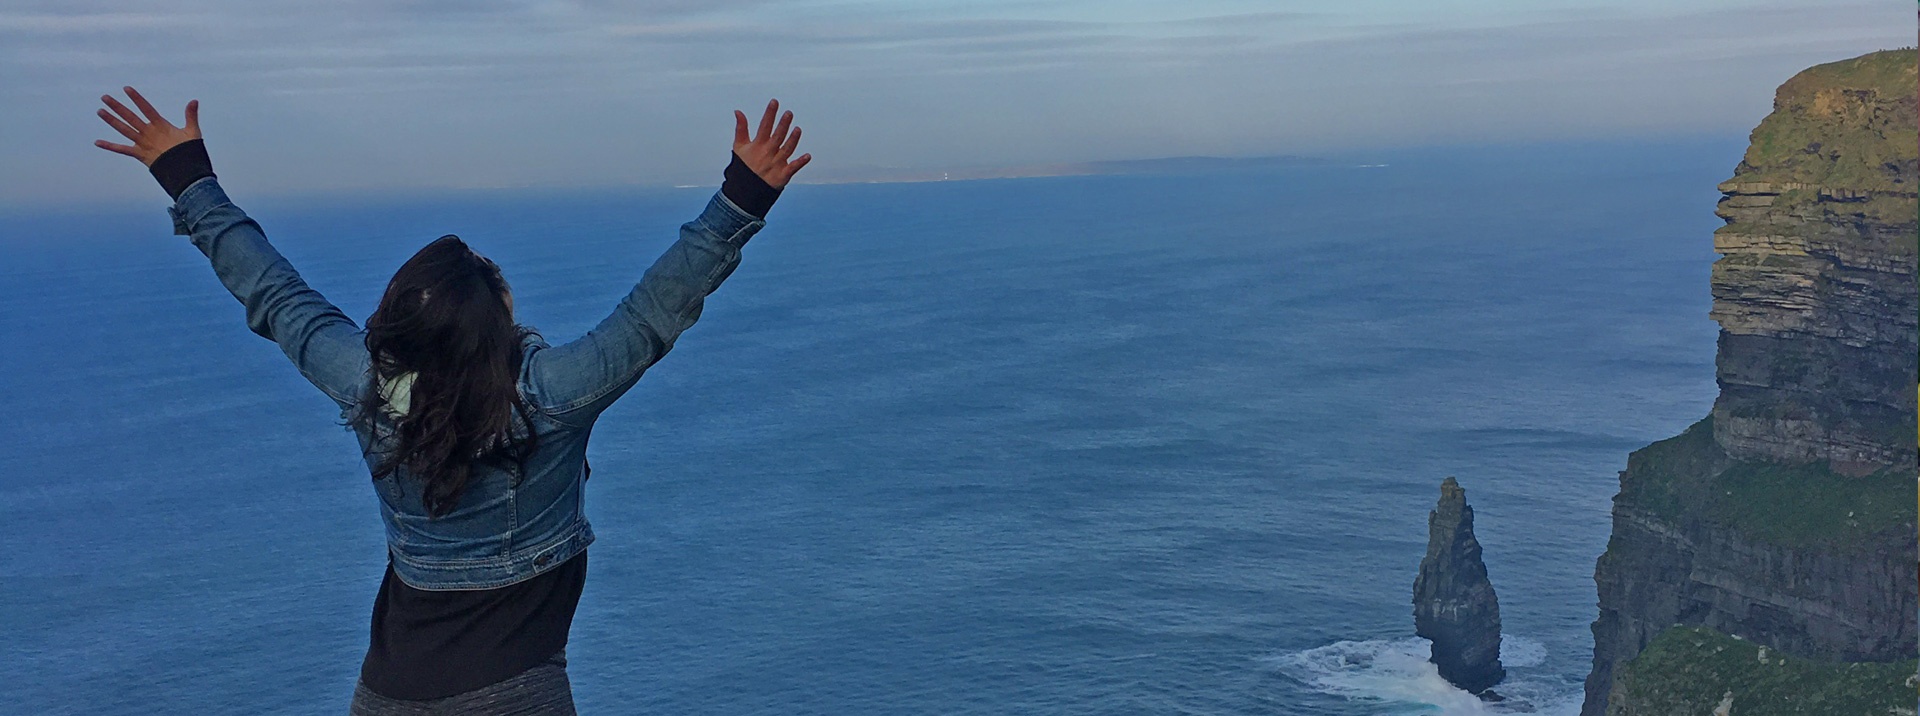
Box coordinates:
[0,0,1911,203]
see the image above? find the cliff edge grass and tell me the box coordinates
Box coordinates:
[1620,416,1914,550]
[1607,626,1918,716]
[1723,49,1918,246]
[1737,49,1918,193]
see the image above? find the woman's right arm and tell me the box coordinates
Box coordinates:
[93,87,369,409]
[529,99,811,426]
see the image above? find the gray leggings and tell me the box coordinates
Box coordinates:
[349,651,576,716]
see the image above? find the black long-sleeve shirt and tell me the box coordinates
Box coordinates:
[359,462,603,701]
[360,552,589,699]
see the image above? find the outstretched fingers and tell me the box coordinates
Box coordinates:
[97,108,141,141]
[94,139,140,159]
[90,86,202,166]
[124,86,170,126]
[769,110,793,149]
[755,99,778,143]
[727,98,811,187]
[101,95,146,131]
[782,153,812,183]
[776,126,801,162]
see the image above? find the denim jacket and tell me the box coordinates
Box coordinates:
[169,176,766,590]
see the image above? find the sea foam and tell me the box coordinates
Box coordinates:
[1265,636,1579,715]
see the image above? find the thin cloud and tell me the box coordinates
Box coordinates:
[0,0,1909,204]
[0,12,187,33]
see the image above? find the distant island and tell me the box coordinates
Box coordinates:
[798,154,1328,185]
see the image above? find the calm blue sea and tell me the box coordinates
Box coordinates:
[0,140,1737,715]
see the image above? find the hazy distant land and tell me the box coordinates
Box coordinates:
[798,154,1329,185]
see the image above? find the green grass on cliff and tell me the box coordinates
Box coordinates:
[1616,418,1722,519]
[1608,625,1918,716]
[1739,49,1918,193]
[1711,456,1915,548]
[1786,50,1919,106]
[1619,417,1917,549]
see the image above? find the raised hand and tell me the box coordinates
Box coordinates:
[93,86,201,166]
[732,99,811,188]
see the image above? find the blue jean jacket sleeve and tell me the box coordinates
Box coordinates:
[527,190,765,426]
[170,176,370,409]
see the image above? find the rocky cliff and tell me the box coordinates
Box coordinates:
[1413,477,1505,695]
[1581,49,1919,716]
[1584,420,1916,715]
[1708,48,1919,472]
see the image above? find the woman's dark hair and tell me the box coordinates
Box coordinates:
[349,235,538,517]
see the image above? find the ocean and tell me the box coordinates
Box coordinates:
[0,139,1738,715]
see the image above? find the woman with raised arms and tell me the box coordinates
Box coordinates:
[93,86,811,715]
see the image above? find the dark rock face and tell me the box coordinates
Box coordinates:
[1581,423,1918,715]
[1414,476,1505,695]
[1580,50,1920,716]
[1588,515,1916,714]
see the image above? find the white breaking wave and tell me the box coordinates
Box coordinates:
[1503,636,1547,669]
[1264,637,1580,716]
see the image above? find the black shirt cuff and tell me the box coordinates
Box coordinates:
[721,151,781,218]
[150,139,215,201]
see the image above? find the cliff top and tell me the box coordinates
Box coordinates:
[1732,49,1917,192]
[1777,49,1918,103]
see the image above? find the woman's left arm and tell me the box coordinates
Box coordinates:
[95,87,369,408]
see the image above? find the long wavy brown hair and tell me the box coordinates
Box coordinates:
[349,235,538,517]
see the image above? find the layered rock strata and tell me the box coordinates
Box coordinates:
[1707,49,1918,472]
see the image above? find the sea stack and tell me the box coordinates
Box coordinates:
[1413,476,1505,696]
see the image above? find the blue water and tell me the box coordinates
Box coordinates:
[0,140,1735,715]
